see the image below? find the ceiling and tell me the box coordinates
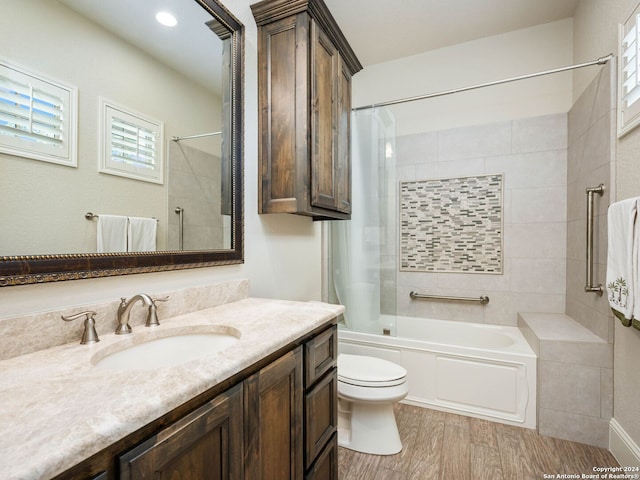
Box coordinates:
[58,0,223,93]
[323,0,581,66]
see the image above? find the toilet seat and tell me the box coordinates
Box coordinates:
[338,354,407,387]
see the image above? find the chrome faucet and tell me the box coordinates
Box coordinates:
[116,294,168,334]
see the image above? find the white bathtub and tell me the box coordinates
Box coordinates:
[338,315,537,429]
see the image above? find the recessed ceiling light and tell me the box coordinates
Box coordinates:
[156,11,177,27]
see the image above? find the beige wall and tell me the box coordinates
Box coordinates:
[0,0,323,317]
[574,0,640,455]
[353,19,574,135]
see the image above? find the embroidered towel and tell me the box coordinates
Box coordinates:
[606,198,638,327]
[128,216,157,252]
[96,214,128,253]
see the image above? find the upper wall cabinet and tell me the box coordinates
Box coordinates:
[251,0,362,220]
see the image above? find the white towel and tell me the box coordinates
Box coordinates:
[128,216,157,252]
[96,214,128,253]
[606,198,639,327]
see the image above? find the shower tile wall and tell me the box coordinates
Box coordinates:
[566,63,614,342]
[168,142,224,250]
[531,62,614,447]
[391,113,568,326]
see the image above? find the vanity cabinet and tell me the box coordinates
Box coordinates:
[251,0,362,220]
[53,321,337,480]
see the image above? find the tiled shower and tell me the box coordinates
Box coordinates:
[334,62,615,447]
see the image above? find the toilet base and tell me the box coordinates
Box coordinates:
[338,399,402,455]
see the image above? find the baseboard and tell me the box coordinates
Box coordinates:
[610,418,640,467]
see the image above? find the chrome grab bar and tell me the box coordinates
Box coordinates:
[409,291,490,305]
[585,184,605,295]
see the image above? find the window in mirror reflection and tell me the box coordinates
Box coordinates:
[0,59,78,167]
[99,99,164,184]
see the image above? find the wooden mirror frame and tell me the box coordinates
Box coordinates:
[0,0,244,287]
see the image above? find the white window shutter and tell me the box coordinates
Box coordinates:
[0,59,77,166]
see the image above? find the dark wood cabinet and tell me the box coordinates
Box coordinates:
[119,383,243,480]
[244,347,304,480]
[252,0,362,220]
[305,434,338,480]
[303,324,338,478]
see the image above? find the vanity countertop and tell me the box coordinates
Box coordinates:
[0,297,344,479]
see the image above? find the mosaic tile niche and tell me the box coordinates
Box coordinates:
[400,174,503,273]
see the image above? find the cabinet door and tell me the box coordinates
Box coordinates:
[335,57,352,214]
[119,383,243,480]
[244,347,304,480]
[310,21,340,213]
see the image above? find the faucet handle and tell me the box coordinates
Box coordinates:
[145,296,169,327]
[62,311,100,345]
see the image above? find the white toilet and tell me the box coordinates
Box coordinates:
[337,353,409,455]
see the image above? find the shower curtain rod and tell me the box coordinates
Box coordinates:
[352,53,614,112]
[171,131,222,142]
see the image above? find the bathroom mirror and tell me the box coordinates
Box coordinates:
[0,0,244,286]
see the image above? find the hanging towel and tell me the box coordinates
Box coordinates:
[128,216,157,252]
[606,198,639,327]
[96,214,128,253]
[634,198,640,331]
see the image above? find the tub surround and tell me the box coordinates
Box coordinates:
[393,112,568,326]
[0,280,343,479]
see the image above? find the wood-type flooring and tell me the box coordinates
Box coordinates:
[338,403,620,480]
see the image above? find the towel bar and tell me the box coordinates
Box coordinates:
[409,291,490,305]
[585,184,605,295]
[85,212,158,222]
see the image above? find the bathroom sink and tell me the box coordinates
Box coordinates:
[92,327,240,371]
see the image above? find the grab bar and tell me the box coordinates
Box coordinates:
[175,207,184,250]
[409,291,490,305]
[585,184,605,295]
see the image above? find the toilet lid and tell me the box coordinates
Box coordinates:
[338,353,407,387]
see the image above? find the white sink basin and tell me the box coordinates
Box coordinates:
[92,326,240,371]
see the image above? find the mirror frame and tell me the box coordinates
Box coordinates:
[0,0,244,287]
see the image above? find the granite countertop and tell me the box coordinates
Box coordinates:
[0,297,344,479]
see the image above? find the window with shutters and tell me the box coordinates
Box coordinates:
[99,99,164,184]
[0,59,77,167]
[619,4,640,137]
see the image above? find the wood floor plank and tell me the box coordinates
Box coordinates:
[439,423,470,480]
[470,444,504,480]
[469,417,499,449]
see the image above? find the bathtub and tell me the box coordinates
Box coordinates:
[338,315,537,429]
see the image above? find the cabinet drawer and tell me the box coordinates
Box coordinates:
[305,324,337,388]
[305,367,337,469]
[305,432,338,480]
